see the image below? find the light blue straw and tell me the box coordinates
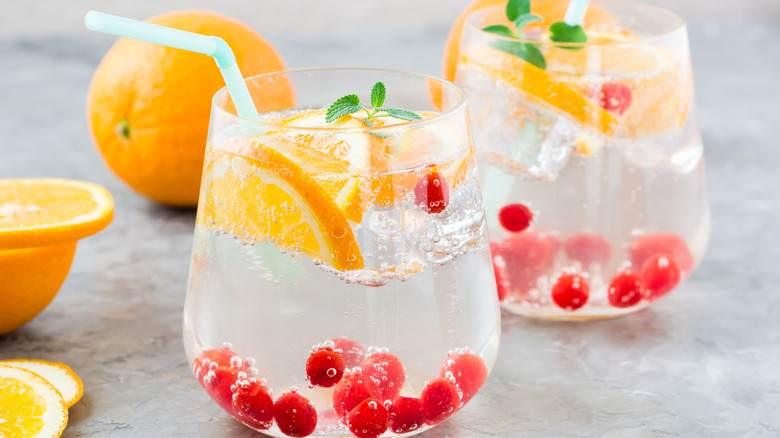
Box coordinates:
[85,11,260,122]
[564,0,591,26]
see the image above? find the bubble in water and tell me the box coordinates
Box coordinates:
[331,226,347,238]
[431,234,441,243]
[290,386,298,393]
[230,356,244,369]
[222,342,233,349]
[327,368,338,378]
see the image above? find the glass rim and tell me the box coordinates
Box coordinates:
[211,67,468,133]
[465,0,686,48]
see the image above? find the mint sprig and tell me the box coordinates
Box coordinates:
[483,0,546,69]
[325,82,423,126]
[549,22,587,49]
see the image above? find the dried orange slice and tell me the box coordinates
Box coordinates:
[0,179,114,250]
[460,44,618,135]
[0,364,68,438]
[0,360,83,408]
[200,143,363,271]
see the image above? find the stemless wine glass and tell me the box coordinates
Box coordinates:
[454,1,709,319]
[183,68,500,437]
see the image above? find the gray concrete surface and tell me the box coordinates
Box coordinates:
[1,1,779,437]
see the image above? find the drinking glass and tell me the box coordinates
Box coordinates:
[455,1,709,319]
[184,68,500,437]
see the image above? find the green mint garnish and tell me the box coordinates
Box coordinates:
[325,82,422,126]
[549,22,587,49]
[482,0,546,69]
[370,81,386,108]
[505,0,530,21]
[325,94,362,123]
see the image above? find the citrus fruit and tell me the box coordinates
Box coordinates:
[87,11,289,207]
[544,30,691,137]
[0,179,113,250]
[0,179,114,335]
[460,44,618,134]
[442,0,616,82]
[0,360,83,408]
[0,364,68,438]
[275,109,389,222]
[200,142,364,271]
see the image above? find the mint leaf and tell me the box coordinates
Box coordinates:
[326,94,362,123]
[370,82,386,108]
[381,108,422,121]
[549,22,587,49]
[482,24,514,37]
[506,0,531,22]
[513,13,542,31]
[491,40,546,70]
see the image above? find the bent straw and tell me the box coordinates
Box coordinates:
[563,0,591,26]
[85,11,260,122]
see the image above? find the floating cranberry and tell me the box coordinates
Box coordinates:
[388,396,425,434]
[596,82,632,115]
[564,233,611,266]
[551,273,590,311]
[440,350,488,404]
[273,391,317,437]
[332,338,365,369]
[232,379,274,430]
[347,398,389,438]
[641,254,681,300]
[498,203,533,232]
[192,348,248,412]
[413,165,450,214]
[629,233,694,274]
[360,352,405,401]
[421,377,461,426]
[306,347,345,388]
[332,371,381,424]
[607,269,644,308]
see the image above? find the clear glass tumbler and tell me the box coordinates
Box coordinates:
[455,1,709,319]
[184,68,500,437]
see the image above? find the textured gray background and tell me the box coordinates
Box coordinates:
[1,1,779,437]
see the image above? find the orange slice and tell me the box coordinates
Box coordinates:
[0,360,83,408]
[0,364,68,438]
[0,179,114,250]
[460,44,618,135]
[275,109,390,221]
[381,112,474,194]
[200,143,363,271]
[544,30,691,137]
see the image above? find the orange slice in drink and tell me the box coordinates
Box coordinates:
[0,179,114,250]
[380,112,473,194]
[545,30,691,137]
[460,44,618,135]
[0,364,68,438]
[276,109,390,220]
[200,143,363,271]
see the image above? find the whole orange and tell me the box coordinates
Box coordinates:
[442,0,616,81]
[87,11,288,207]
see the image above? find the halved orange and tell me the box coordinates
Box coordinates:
[0,179,114,250]
[0,364,68,438]
[200,144,363,271]
[460,44,618,135]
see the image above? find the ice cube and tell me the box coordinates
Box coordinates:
[459,65,581,180]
